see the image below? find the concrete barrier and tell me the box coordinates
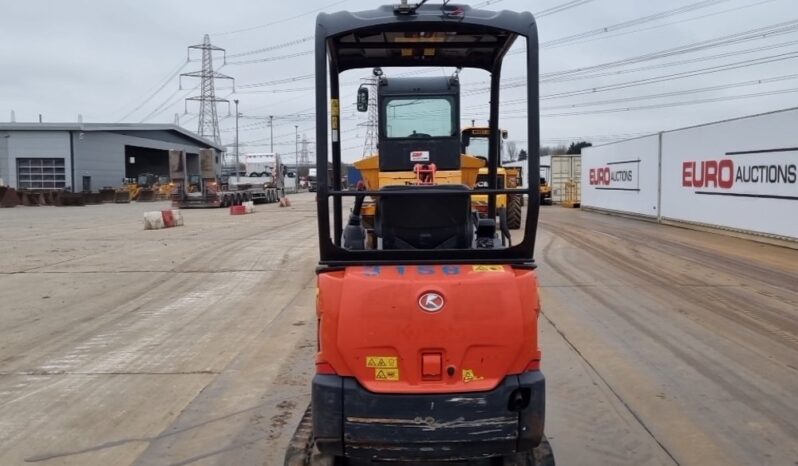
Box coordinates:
[171,209,184,226]
[144,211,164,229]
[243,201,254,214]
[144,209,184,230]
[230,205,247,215]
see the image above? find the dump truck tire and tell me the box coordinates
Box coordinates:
[507,194,522,229]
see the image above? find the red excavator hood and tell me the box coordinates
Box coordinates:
[316,265,541,394]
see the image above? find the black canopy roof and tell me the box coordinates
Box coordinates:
[317,4,536,71]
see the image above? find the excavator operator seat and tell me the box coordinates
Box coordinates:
[376,185,473,250]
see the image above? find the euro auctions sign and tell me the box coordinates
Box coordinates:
[588,159,640,191]
[682,148,798,200]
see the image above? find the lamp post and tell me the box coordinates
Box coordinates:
[295,124,299,182]
[234,99,240,183]
[269,115,274,154]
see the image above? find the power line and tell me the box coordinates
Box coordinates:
[540,37,798,84]
[227,37,313,58]
[546,0,779,50]
[117,60,188,122]
[485,87,798,119]
[540,0,732,48]
[532,72,798,111]
[236,74,314,89]
[236,86,315,95]
[538,51,798,100]
[212,0,349,36]
[457,21,798,99]
[540,19,798,78]
[226,50,313,65]
[535,0,595,18]
[141,85,198,122]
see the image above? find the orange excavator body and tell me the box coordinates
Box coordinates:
[303,2,546,463]
[316,265,541,394]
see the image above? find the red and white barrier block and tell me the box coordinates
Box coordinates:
[144,209,184,230]
[230,201,254,215]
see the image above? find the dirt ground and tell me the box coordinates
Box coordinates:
[0,195,795,465]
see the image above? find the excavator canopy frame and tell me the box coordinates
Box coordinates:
[315,3,539,265]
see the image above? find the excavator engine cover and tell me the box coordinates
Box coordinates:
[313,265,544,460]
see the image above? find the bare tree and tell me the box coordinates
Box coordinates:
[506,141,518,161]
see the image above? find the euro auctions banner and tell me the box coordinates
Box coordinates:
[681,149,797,200]
[588,159,641,191]
[661,108,798,239]
[581,134,659,217]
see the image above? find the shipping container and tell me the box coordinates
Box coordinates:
[503,157,550,191]
[550,155,581,204]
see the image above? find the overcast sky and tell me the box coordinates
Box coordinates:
[2,0,796,162]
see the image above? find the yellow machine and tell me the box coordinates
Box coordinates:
[353,152,485,232]
[118,173,160,202]
[462,127,523,229]
[153,176,174,200]
[539,177,552,205]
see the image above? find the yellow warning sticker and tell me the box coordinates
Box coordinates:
[472,265,504,272]
[331,99,339,130]
[462,369,485,384]
[366,356,398,369]
[375,368,400,381]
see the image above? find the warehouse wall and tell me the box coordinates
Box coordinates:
[0,133,9,185]
[4,131,72,189]
[73,132,219,190]
[580,108,798,240]
[581,135,659,217]
[661,109,798,239]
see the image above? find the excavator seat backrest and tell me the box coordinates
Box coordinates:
[376,185,473,250]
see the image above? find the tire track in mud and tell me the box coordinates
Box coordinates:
[540,219,798,352]
[537,220,798,462]
[538,233,682,466]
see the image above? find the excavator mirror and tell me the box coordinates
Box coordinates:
[356,86,369,112]
[501,129,508,140]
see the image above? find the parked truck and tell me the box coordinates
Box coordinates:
[169,149,283,208]
[346,165,362,189]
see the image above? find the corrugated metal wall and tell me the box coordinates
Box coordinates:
[5,131,71,189]
[0,133,9,185]
[0,130,219,192]
[72,132,219,191]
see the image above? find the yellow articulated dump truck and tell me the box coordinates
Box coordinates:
[462,127,523,229]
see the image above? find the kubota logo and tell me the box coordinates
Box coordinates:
[418,292,444,313]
